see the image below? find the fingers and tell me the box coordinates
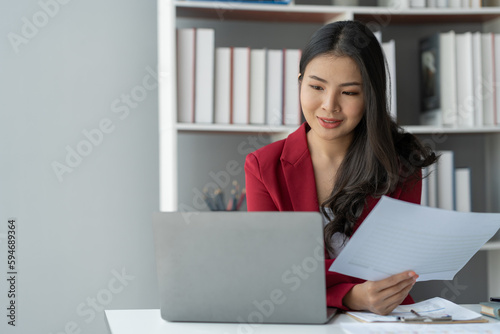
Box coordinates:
[364,271,419,315]
[376,277,417,315]
[342,271,420,315]
[380,271,418,294]
[372,271,418,295]
[378,271,418,289]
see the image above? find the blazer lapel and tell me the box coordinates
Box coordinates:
[280,123,319,212]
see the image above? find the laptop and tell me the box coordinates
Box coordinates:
[152,211,337,324]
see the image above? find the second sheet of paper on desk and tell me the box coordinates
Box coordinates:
[329,196,500,281]
[346,297,482,322]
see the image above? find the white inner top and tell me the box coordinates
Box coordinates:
[321,206,348,259]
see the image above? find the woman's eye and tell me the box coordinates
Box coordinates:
[309,85,323,91]
[342,91,358,96]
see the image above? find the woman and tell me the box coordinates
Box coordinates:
[244,20,437,315]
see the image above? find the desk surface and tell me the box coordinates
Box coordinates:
[105,305,499,334]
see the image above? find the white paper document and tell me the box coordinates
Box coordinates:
[329,196,500,281]
[341,323,500,334]
[347,297,482,322]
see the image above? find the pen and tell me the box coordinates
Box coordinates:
[232,189,238,211]
[411,309,421,317]
[403,309,452,322]
[236,189,246,211]
[215,189,225,211]
[202,188,216,211]
[226,196,233,211]
[232,180,240,194]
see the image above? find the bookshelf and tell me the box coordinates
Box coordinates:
[159,0,500,300]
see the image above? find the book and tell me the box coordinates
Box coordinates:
[420,32,458,127]
[382,40,397,120]
[471,0,481,7]
[283,49,301,126]
[455,168,471,212]
[455,32,474,127]
[214,47,232,124]
[437,0,448,7]
[421,167,429,206]
[427,162,438,208]
[437,150,455,210]
[420,31,458,127]
[410,0,426,7]
[377,0,409,8]
[482,33,496,126]
[176,28,196,123]
[472,32,484,127]
[266,49,284,126]
[195,28,215,123]
[419,34,440,125]
[495,33,500,125]
[232,47,250,124]
[480,302,500,319]
[250,49,266,124]
[439,30,457,126]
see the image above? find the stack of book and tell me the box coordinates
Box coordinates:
[176,28,303,126]
[421,151,472,212]
[420,31,500,127]
[480,297,500,320]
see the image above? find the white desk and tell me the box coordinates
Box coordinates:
[105,305,499,334]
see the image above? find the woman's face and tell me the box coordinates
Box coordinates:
[300,54,365,145]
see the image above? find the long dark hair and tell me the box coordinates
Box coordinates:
[299,21,437,255]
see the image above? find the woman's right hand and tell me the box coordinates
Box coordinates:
[342,271,418,315]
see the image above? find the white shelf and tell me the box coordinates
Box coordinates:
[176,1,350,22]
[403,125,500,134]
[176,1,500,23]
[177,123,299,133]
[177,123,500,135]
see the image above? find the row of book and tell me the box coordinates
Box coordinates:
[421,151,471,212]
[379,0,484,7]
[177,27,398,126]
[177,28,302,126]
[420,31,500,127]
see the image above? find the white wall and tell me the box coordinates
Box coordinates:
[0,1,160,333]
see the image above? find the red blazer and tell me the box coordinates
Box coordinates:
[244,122,421,310]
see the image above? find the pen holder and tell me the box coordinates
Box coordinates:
[202,181,246,211]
